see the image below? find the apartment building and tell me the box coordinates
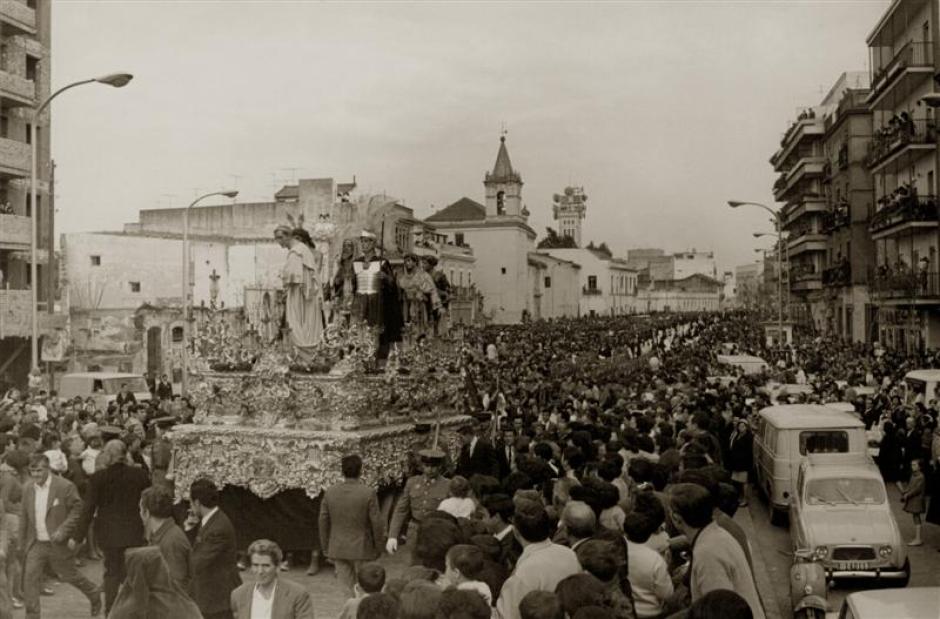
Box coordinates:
[820,73,875,342]
[865,0,940,351]
[0,0,52,388]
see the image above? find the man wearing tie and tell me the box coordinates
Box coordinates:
[455,423,500,480]
[497,428,517,478]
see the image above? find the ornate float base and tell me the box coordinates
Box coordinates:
[170,414,470,500]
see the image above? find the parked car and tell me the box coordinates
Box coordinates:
[789,453,909,585]
[903,369,940,405]
[753,404,868,525]
[838,587,939,619]
[58,372,152,410]
[717,354,768,375]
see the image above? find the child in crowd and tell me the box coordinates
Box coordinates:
[338,561,385,619]
[41,432,67,474]
[898,458,926,546]
[441,544,493,606]
[438,475,476,519]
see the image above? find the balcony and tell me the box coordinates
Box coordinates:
[783,196,827,226]
[0,1,34,36]
[773,115,824,169]
[582,286,602,296]
[869,195,937,238]
[787,231,827,257]
[774,157,825,202]
[0,136,29,178]
[821,204,850,233]
[866,117,936,171]
[790,267,822,292]
[868,41,934,110]
[822,262,851,287]
[871,270,940,301]
[0,288,30,338]
[0,70,33,107]
[0,212,28,247]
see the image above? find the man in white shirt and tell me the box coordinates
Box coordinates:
[624,506,673,618]
[495,500,581,619]
[229,539,314,619]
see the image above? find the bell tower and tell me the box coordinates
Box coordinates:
[484,136,524,219]
[552,186,587,247]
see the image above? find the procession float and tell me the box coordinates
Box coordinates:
[169,199,472,552]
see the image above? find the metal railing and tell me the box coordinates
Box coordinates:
[871,270,940,298]
[821,205,850,233]
[866,117,936,168]
[822,263,851,286]
[871,40,934,96]
[869,195,937,232]
[582,286,602,296]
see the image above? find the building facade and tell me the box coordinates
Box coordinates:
[635,274,723,313]
[0,0,54,389]
[866,0,940,350]
[821,77,875,342]
[540,248,637,317]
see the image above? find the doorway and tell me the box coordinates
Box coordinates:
[147,327,162,377]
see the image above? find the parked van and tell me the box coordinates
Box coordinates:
[753,404,867,525]
[903,369,940,404]
[58,372,151,409]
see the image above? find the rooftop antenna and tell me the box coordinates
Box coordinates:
[500,121,508,139]
[282,167,301,185]
[161,193,177,209]
[228,174,242,192]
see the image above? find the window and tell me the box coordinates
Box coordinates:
[587,275,597,290]
[501,267,506,275]
[129,281,141,293]
[90,255,101,266]
[171,326,184,343]
[454,233,464,246]
[544,276,552,288]
[799,430,848,455]
[806,478,885,505]
[25,56,38,82]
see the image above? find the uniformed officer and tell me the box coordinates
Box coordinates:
[148,416,176,490]
[386,448,450,555]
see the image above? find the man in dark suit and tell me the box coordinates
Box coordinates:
[155,374,174,401]
[455,423,500,480]
[319,454,385,596]
[114,384,136,408]
[76,439,150,615]
[21,454,101,619]
[139,485,191,592]
[495,427,517,479]
[186,478,241,619]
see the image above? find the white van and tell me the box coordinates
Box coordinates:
[58,372,151,409]
[753,404,867,526]
[903,369,940,404]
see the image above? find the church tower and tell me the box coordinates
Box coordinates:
[552,186,587,247]
[484,136,525,219]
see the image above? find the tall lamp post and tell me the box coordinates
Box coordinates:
[180,190,238,396]
[29,73,133,374]
[729,200,786,350]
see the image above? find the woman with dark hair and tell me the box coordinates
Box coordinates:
[108,546,202,619]
[727,419,752,506]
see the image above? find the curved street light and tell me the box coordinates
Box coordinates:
[29,72,133,373]
[728,200,786,349]
[180,190,239,396]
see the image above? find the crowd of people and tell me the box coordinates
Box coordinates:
[0,309,938,618]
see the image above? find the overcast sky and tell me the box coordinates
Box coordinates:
[52,0,891,271]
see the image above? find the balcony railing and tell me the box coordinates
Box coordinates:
[791,266,821,282]
[0,288,30,338]
[871,270,940,299]
[870,40,933,99]
[866,117,935,168]
[870,195,937,233]
[822,262,851,287]
[0,211,29,245]
[582,286,602,296]
[0,70,33,107]
[821,204,850,233]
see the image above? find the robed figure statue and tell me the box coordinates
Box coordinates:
[276,225,325,357]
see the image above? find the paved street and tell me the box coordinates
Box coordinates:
[744,484,940,619]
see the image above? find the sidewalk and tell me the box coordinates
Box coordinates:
[735,506,786,619]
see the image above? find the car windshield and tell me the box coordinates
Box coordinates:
[102,377,148,395]
[806,478,885,506]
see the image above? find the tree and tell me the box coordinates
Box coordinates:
[536,228,576,249]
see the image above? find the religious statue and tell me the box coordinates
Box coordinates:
[330,238,358,326]
[398,253,441,341]
[353,230,403,360]
[275,222,326,359]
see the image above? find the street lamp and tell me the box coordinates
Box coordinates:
[729,200,786,350]
[29,72,133,374]
[180,190,238,396]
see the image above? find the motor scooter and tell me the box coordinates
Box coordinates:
[790,548,828,619]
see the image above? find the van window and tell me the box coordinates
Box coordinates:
[799,430,848,455]
[101,377,149,395]
[92,380,104,393]
[765,425,778,454]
